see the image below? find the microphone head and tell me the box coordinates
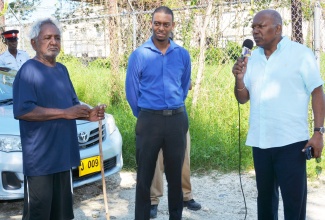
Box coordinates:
[241,39,254,58]
[242,39,254,50]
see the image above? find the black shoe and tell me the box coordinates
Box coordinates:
[150,205,158,219]
[183,199,201,211]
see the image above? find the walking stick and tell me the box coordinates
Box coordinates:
[98,117,110,219]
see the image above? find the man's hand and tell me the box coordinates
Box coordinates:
[88,104,107,122]
[232,57,250,104]
[64,105,92,119]
[303,133,324,158]
[232,57,248,80]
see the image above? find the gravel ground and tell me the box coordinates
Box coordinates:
[0,171,324,220]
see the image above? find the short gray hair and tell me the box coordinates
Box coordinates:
[29,18,61,40]
[258,9,282,26]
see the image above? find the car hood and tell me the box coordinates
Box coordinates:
[0,104,19,135]
[0,104,91,136]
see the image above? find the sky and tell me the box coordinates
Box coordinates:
[6,0,65,24]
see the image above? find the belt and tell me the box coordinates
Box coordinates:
[140,106,185,116]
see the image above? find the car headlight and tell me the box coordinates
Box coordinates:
[0,135,22,152]
[105,114,117,135]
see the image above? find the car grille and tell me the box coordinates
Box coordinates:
[72,156,117,182]
[78,124,106,149]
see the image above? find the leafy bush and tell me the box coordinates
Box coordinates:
[188,41,241,66]
[225,41,242,61]
[188,47,200,62]
[88,57,110,69]
[86,54,130,69]
[189,47,227,65]
[205,47,227,65]
[57,52,82,64]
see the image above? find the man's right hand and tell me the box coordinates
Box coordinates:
[232,57,248,80]
[232,57,250,104]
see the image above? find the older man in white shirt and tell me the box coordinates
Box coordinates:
[232,9,324,220]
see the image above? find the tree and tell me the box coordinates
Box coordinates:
[192,1,214,106]
[107,0,120,71]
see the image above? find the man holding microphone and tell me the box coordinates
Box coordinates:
[232,9,324,220]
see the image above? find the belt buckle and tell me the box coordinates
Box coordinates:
[162,110,173,116]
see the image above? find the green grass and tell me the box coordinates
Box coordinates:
[59,53,325,178]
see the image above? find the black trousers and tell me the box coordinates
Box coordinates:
[23,170,74,220]
[134,109,188,220]
[252,141,307,220]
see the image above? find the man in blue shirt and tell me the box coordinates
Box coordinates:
[126,6,191,220]
[232,9,324,220]
[13,18,106,220]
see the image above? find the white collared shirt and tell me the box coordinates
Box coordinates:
[244,36,324,148]
[0,49,30,71]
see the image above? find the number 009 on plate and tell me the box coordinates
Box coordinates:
[79,156,101,177]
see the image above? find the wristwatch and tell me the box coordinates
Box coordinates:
[314,127,325,134]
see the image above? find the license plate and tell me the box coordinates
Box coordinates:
[79,156,101,177]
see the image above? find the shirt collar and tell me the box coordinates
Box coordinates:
[258,36,290,56]
[143,36,179,53]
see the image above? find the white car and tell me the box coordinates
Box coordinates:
[0,69,123,200]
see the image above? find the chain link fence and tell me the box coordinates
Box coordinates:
[0,3,323,67]
[1,1,324,70]
[56,1,324,106]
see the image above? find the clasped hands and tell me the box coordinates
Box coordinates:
[66,104,107,121]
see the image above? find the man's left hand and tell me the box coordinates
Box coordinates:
[88,104,107,122]
[304,133,324,158]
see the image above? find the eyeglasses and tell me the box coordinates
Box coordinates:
[153,21,171,28]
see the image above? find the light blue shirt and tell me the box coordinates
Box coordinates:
[125,37,191,117]
[244,36,324,148]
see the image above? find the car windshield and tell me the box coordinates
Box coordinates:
[0,69,16,105]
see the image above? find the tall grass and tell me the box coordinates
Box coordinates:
[59,53,325,178]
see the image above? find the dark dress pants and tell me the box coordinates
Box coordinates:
[252,141,307,220]
[134,110,188,220]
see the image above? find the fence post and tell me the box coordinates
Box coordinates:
[314,0,321,69]
[132,13,136,51]
[127,0,137,51]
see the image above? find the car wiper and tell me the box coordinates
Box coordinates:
[0,98,13,105]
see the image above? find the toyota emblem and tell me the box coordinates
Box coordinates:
[78,131,89,143]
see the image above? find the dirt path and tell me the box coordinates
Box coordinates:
[1,171,324,220]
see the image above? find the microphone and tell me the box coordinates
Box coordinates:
[241,39,254,59]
